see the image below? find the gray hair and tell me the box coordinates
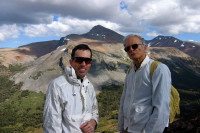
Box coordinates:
[123,34,146,47]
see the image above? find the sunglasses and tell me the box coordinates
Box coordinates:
[124,44,142,52]
[72,57,92,64]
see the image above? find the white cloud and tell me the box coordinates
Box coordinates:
[0,24,20,41]
[146,31,161,37]
[122,0,200,35]
[1,0,200,42]
[23,17,121,37]
[24,24,50,37]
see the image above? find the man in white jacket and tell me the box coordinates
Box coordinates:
[43,44,99,133]
[117,35,171,133]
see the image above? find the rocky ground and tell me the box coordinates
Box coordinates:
[164,109,200,133]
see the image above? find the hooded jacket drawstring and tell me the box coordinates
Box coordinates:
[72,81,76,96]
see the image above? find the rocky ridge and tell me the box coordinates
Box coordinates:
[10,38,200,94]
[146,35,200,59]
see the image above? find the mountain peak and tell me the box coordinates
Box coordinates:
[154,35,178,40]
[89,25,111,33]
[81,25,124,43]
[91,25,106,30]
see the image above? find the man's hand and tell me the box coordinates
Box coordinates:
[80,119,96,133]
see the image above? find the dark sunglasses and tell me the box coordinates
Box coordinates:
[124,44,142,52]
[72,57,92,64]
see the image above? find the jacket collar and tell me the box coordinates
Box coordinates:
[132,55,150,70]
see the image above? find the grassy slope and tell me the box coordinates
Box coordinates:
[0,90,45,133]
[0,64,44,133]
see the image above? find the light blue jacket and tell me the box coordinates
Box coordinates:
[118,56,171,133]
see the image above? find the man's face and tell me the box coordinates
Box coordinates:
[70,49,92,79]
[125,36,147,61]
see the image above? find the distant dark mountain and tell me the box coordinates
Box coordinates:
[19,40,59,57]
[146,35,182,47]
[146,35,200,59]
[66,28,200,58]
[67,25,124,43]
[16,26,200,60]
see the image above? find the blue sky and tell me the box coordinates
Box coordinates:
[0,0,200,48]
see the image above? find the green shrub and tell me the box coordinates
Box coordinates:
[0,90,45,132]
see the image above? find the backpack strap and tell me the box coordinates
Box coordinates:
[150,61,161,79]
[127,64,134,74]
[150,61,180,123]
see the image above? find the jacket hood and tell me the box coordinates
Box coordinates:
[65,67,89,85]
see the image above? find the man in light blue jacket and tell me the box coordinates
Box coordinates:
[43,44,98,133]
[118,34,171,133]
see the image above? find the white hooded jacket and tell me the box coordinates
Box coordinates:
[43,67,99,133]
